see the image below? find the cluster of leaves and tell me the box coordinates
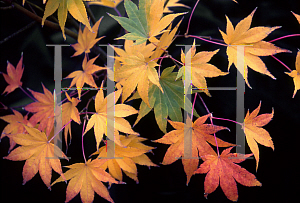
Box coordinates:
[1,0,300,202]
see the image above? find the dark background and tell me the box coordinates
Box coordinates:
[0,0,299,202]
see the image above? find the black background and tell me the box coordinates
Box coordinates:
[0,0,299,202]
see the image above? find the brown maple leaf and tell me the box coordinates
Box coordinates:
[25,84,56,136]
[65,55,106,99]
[4,125,68,189]
[285,51,300,98]
[71,17,105,57]
[94,134,157,183]
[2,54,24,95]
[194,147,262,201]
[242,101,274,171]
[153,115,234,185]
[219,8,290,88]
[51,158,119,203]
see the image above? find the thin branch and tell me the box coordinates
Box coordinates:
[185,0,200,36]
[271,55,292,72]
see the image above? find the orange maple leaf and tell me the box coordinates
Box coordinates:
[65,55,106,99]
[292,11,300,24]
[25,84,56,136]
[4,125,68,189]
[94,134,157,183]
[153,115,234,185]
[51,158,119,203]
[71,17,105,57]
[163,0,190,13]
[242,101,274,171]
[84,85,139,150]
[0,110,33,151]
[219,8,290,88]
[2,54,24,95]
[61,92,81,147]
[194,147,262,201]
[285,51,300,98]
[87,0,123,8]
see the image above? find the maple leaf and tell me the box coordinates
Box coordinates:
[42,0,92,40]
[71,17,105,57]
[1,54,24,95]
[84,86,139,150]
[163,0,190,13]
[61,92,81,147]
[0,110,33,151]
[109,0,185,44]
[153,115,234,185]
[3,125,68,189]
[285,51,300,98]
[52,158,118,203]
[133,66,199,133]
[242,101,274,171]
[114,40,162,107]
[178,41,228,96]
[219,8,290,88]
[65,55,106,99]
[194,147,262,201]
[87,0,123,8]
[94,134,157,183]
[25,84,56,136]
[292,11,300,24]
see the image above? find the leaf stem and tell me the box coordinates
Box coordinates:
[268,34,300,43]
[187,35,227,46]
[271,55,292,72]
[19,86,37,101]
[48,119,72,143]
[211,116,242,126]
[185,0,200,36]
[114,7,122,17]
[82,118,87,163]
[191,92,197,120]
[198,94,220,156]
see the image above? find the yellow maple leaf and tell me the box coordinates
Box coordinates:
[4,125,68,189]
[114,40,163,107]
[179,40,228,96]
[219,8,290,88]
[42,0,92,40]
[242,101,274,171]
[52,159,118,203]
[71,17,105,57]
[95,134,157,183]
[163,0,190,13]
[87,0,123,8]
[292,11,300,24]
[285,51,300,98]
[84,85,139,150]
[65,55,106,99]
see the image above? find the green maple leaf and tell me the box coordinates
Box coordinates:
[133,66,199,133]
[108,0,185,45]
